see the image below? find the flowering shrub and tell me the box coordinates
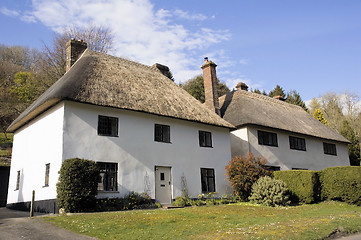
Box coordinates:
[225,153,271,200]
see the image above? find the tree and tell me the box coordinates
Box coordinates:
[319,92,344,132]
[57,158,99,212]
[180,75,230,103]
[340,120,361,166]
[285,90,308,111]
[251,89,261,94]
[308,97,321,115]
[313,109,328,125]
[225,153,271,200]
[268,85,286,98]
[40,24,114,85]
[10,72,37,103]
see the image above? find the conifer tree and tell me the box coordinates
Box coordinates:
[269,85,286,98]
[313,109,328,125]
[285,90,308,111]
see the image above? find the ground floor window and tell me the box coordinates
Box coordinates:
[323,142,337,156]
[97,162,118,191]
[201,168,215,192]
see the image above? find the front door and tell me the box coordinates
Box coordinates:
[155,166,172,205]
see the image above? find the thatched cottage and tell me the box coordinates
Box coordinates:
[201,60,350,171]
[6,40,234,212]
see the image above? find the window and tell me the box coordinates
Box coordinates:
[292,168,308,170]
[15,170,20,190]
[154,124,170,143]
[97,162,118,191]
[289,136,306,151]
[258,130,278,147]
[323,142,337,156]
[201,168,215,192]
[98,115,118,137]
[44,163,50,187]
[199,131,212,147]
[266,166,281,171]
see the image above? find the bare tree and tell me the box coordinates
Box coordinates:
[40,24,114,84]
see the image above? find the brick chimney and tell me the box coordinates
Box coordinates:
[66,39,87,72]
[202,57,220,115]
[236,82,248,91]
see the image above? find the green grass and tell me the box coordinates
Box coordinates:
[44,201,361,240]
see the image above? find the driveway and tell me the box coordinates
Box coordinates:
[0,208,97,240]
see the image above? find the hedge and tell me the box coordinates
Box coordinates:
[57,158,99,212]
[319,166,361,206]
[273,170,320,204]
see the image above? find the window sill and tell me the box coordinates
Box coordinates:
[155,141,172,144]
[42,185,49,188]
[98,134,119,138]
[200,146,213,148]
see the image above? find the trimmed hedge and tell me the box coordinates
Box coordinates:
[320,166,361,206]
[273,170,320,204]
[57,158,99,213]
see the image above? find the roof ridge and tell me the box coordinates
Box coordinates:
[238,90,303,111]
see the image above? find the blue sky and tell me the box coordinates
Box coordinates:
[1,0,361,101]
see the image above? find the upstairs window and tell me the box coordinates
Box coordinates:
[289,136,306,151]
[258,130,278,147]
[154,124,171,143]
[44,163,50,187]
[98,115,118,137]
[199,131,212,147]
[201,168,216,193]
[323,142,337,156]
[97,162,118,191]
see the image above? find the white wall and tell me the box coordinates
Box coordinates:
[231,126,349,170]
[7,103,64,204]
[62,101,232,199]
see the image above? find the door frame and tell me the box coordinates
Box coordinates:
[154,166,172,205]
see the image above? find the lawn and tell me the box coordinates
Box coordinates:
[44,201,361,240]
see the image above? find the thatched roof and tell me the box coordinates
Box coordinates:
[7,50,234,132]
[219,90,349,143]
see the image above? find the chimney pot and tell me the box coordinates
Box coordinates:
[66,39,87,72]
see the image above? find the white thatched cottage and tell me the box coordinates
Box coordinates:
[6,40,234,212]
[200,60,350,171]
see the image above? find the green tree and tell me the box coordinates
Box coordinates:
[285,90,308,111]
[269,85,286,98]
[10,72,37,103]
[251,89,261,94]
[340,120,361,166]
[180,75,230,103]
[57,158,99,212]
[313,109,328,125]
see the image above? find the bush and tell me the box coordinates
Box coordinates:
[249,176,291,207]
[57,158,99,213]
[273,170,320,204]
[320,166,361,205]
[96,192,154,211]
[225,153,271,200]
[172,197,188,207]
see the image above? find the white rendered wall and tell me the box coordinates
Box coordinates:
[235,126,349,170]
[62,101,232,199]
[7,103,64,204]
[230,128,250,158]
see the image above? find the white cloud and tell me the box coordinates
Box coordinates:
[0,7,20,17]
[22,0,231,83]
[173,9,207,21]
